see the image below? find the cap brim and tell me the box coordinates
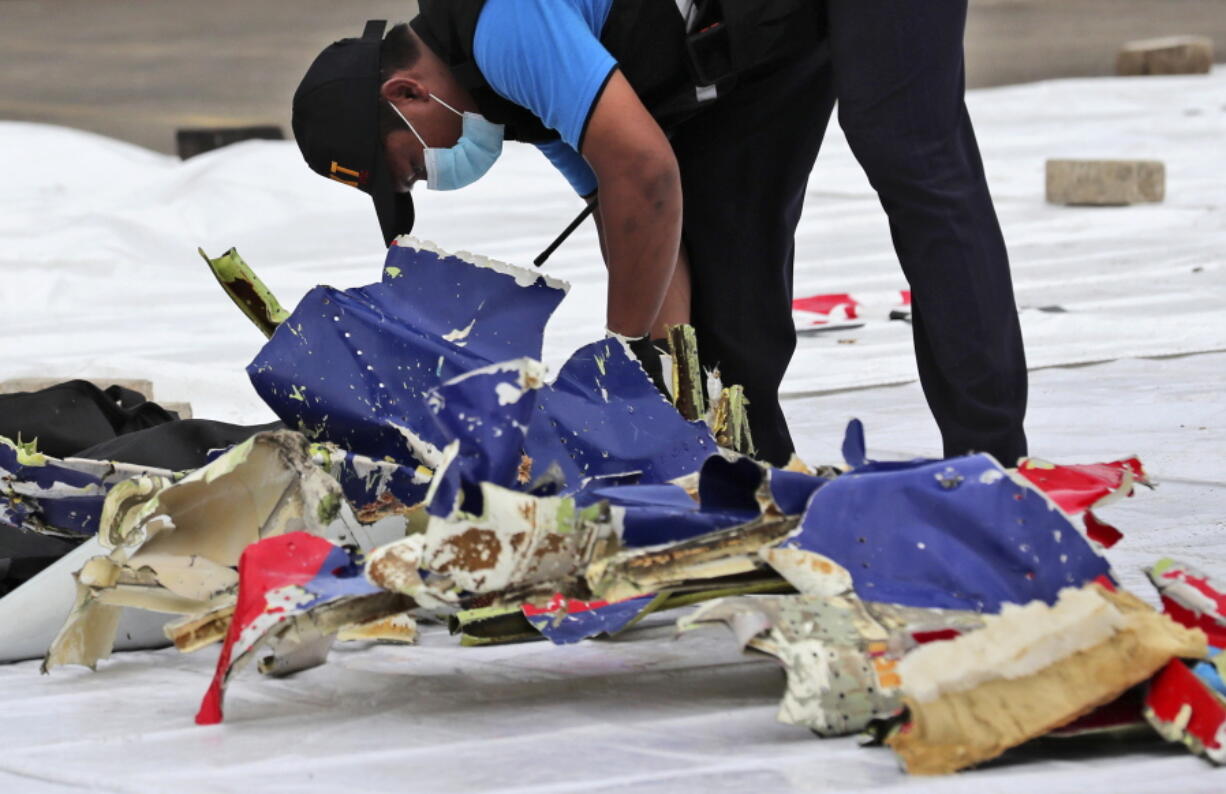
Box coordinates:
[370,139,415,247]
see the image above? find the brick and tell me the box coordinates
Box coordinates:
[1116,36,1214,76]
[161,401,194,419]
[1045,159,1165,206]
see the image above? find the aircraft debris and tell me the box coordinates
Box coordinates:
[680,592,983,736]
[888,583,1207,774]
[1017,456,1148,549]
[1146,557,1226,646]
[665,323,705,421]
[1144,657,1226,764]
[777,422,1115,612]
[1,434,171,538]
[7,234,1222,786]
[585,512,798,603]
[197,532,410,724]
[368,482,615,608]
[42,430,343,671]
[198,247,290,339]
[249,238,567,467]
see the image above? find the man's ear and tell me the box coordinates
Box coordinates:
[380,75,430,104]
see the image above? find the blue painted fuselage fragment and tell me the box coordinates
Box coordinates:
[577,482,749,547]
[324,449,431,519]
[248,244,566,465]
[572,454,826,548]
[1,441,170,536]
[769,468,828,516]
[425,360,542,517]
[784,453,1113,612]
[423,340,718,517]
[250,245,715,505]
[524,595,657,644]
[527,339,716,488]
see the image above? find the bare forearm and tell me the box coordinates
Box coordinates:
[598,158,682,337]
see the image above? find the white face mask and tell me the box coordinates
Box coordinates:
[387,94,504,191]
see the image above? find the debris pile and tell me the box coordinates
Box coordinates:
[2,239,1222,775]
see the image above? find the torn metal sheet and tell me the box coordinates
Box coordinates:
[450,603,544,646]
[197,532,410,724]
[1016,456,1147,514]
[43,430,343,672]
[681,594,897,736]
[452,576,791,646]
[522,592,660,644]
[336,612,418,644]
[760,547,857,597]
[573,454,824,549]
[888,584,1207,775]
[310,443,431,523]
[1146,557,1226,646]
[526,338,717,489]
[792,292,864,333]
[198,247,290,339]
[164,602,236,653]
[695,454,820,519]
[585,513,798,603]
[1,435,172,537]
[710,385,754,456]
[425,358,547,517]
[665,324,705,421]
[1144,658,1226,765]
[576,482,731,547]
[250,239,712,500]
[362,350,720,609]
[422,343,714,509]
[0,535,170,663]
[679,593,982,736]
[1017,456,1148,549]
[368,480,616,608]
[249,238,567,467]
[780,422,1114,612]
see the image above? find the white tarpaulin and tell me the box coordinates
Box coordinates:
[0,70,1224,792]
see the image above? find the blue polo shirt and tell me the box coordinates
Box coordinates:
[473,0,617,197]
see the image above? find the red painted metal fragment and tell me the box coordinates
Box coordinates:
[910,628,961,645]
[1084,511,1124,549]
[196,533,340,725]
[1149,559,1226,647]
[521,592,613,617]
[792,293,860,323]
[1144,659,1226,764]
[1016,457,1146,515]
[1160,597,1226,648]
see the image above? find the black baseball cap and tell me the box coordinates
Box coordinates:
[292,20,413,246]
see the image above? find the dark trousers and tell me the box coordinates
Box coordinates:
[672,0,1028,466]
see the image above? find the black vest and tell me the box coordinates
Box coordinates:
[410,0,820,144]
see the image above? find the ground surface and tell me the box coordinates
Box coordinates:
[0,45,1224,794]
[1,0,1223,153]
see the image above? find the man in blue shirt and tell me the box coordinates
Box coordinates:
[293,0,1028,468]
